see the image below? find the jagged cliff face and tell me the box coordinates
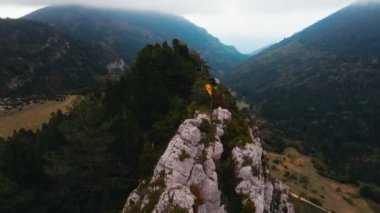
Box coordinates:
[122,107,294,213]
[233,138,294,213]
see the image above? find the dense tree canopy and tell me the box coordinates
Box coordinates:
[0,18,117,97]
[224,3,380,185]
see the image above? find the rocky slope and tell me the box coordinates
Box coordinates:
[122,107,294,212]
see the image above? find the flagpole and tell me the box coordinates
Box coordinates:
[204,83,213,120]
[210,92,212,120]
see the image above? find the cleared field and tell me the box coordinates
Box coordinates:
[267,147,379,213]
[0,95,77,138]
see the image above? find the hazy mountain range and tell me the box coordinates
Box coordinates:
[24,5,248,75]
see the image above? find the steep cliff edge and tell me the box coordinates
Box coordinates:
[232,136,294,213]
[122,107,294,213]
[122,108,229,213]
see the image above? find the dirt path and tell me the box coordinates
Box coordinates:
[290,191,331,212]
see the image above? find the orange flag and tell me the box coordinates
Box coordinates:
[205,84,212,96]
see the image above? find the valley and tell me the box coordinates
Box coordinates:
[0,1,379,212]
[0,95,77,138]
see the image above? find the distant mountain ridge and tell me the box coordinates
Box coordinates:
[24,5,248,75]
[249,44,273,56]
[224,2,380,185]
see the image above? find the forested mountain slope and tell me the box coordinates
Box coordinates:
[224,2,380,186]
[0,18,120,97]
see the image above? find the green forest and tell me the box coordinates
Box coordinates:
[225,4,380,190]
[0,18,115,97]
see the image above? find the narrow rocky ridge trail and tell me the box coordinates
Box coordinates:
[122,107,294,213]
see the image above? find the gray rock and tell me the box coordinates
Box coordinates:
[216,126,224,137]
[212,141,224,160]
[122,108,293,213]
[187,164,206,186]
[122,109,229,213]
[153,184,195,213]
[232,137,294,213]
[212,107,232,122]
[178,121,201,143]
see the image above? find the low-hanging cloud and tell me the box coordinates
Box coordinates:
[1,0,363,53]
[1,0,224,14]
[0,0,358,15]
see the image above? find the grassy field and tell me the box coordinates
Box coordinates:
[266,147,379,213]
[0,95,77,138]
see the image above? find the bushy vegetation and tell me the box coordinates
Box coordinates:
[359,184,380,203]
[215,105,253,211]
[241,200,256,213]
[0,40,220,212]
[199,119,216,145]
[216,158,243,212]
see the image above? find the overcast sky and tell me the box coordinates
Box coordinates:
[0,0,364,53]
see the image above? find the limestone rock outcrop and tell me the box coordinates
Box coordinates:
[107,58,127,76]
[122,107,293,213]
[122,108,229,213]
[232,134,294,213]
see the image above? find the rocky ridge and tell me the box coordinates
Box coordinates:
[122,107,294,212]
[106,58,128,77]
[232,133,294,213]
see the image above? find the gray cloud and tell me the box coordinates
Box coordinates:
[0,0,357,15]
[1,0,224,14]
[0,0,361,52]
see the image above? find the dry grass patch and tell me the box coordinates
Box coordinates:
[0,95,77,138]
[267,147,378,213]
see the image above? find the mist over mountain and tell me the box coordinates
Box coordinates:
[225,2,380,185]
[24,5,248,75]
